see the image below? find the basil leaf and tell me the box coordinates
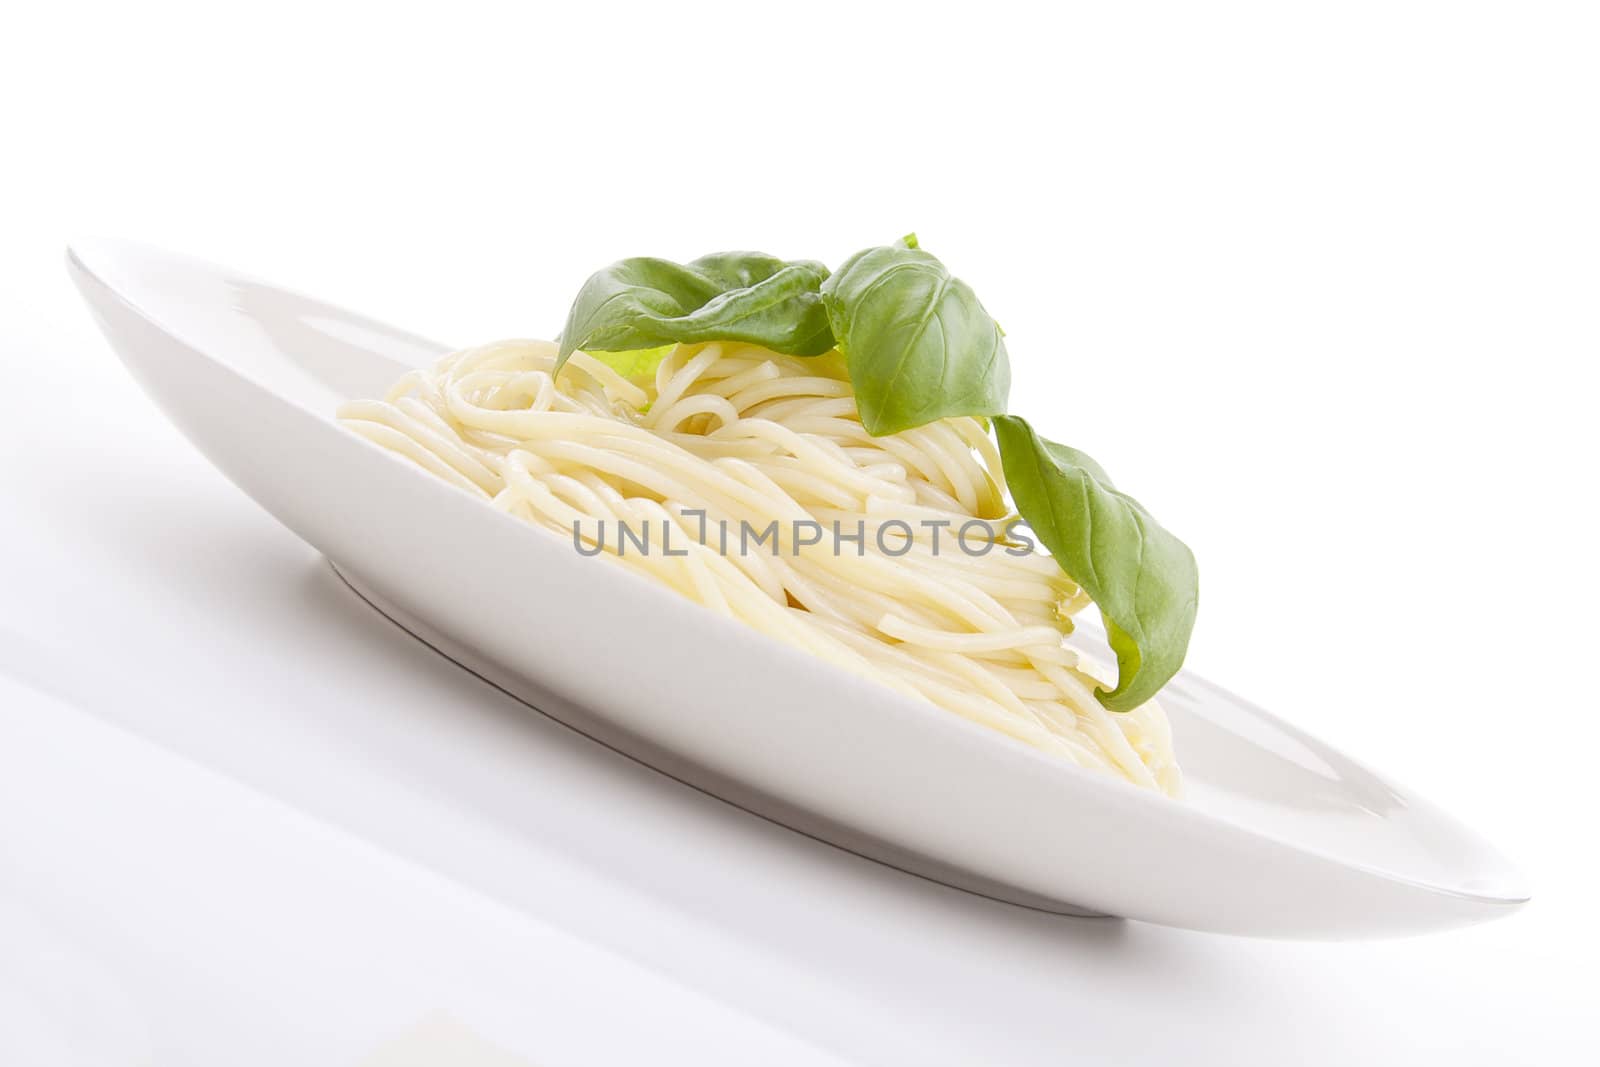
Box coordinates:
[993,415,1198,712]
[819,235,1010,435]
[589,344,674,381]
[556,253,834,372]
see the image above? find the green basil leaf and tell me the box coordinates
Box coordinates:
[992,415,1198,712]
[556,253,834,373]
[819,235,1010,435]
[589,344,674,381]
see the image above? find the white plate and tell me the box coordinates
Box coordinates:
[69,239,1528,938]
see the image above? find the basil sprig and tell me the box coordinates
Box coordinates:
[820,235,1009,435]
[555,238,1197,709]
[993,416,1198,711]
[556,252,834,373]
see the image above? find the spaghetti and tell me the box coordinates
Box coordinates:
[339,339,1180,795]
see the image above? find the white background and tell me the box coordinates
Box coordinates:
[3,1,1597,1063]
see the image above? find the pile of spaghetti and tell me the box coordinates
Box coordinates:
[339,339,1180,795]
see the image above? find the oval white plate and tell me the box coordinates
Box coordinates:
[69,240,1528,938]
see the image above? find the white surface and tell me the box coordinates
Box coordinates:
[69,236,1527,938]
[3,0,1598,1061]
[0,670,846,1067]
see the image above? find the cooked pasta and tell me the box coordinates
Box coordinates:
[339,339,1180,795]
